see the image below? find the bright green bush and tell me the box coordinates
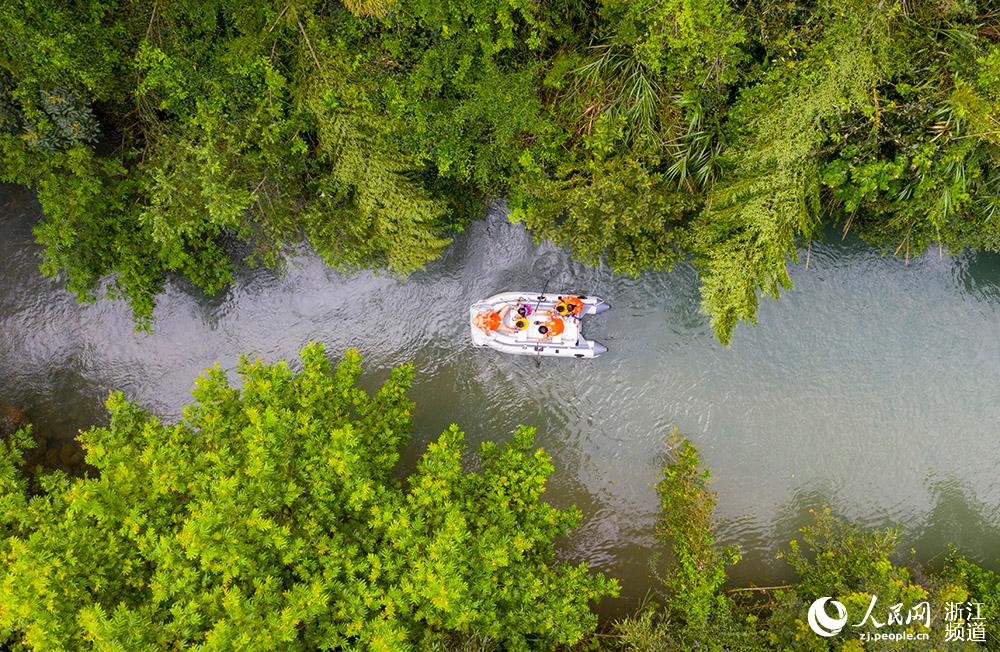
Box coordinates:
[609,434,763,651]
[608,437,1000,651]
[0,344,616,651]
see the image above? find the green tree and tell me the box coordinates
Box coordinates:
[0,344,616,651]
[610,434,762,651]
[693,0,902,344]
[605,436,1000,651]
[763,509,989,651]
[3,0,1000,342]
[655,433,739,639]
[819,16,1000,256]
[0,1,460,325]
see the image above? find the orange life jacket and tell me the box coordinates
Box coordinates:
[556,296,585,317]
[475,310,501,332]
[541,314,565,337]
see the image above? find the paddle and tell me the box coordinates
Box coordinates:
[533,281,549,316]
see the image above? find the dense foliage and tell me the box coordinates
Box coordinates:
[610,432,764,650]
[1,354,999,649]
[652,433,743,643]
[1,0,997,340]
[0,344,616,650]
[608,438,1000,652]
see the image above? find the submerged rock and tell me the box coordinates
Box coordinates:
[59,442,84,467]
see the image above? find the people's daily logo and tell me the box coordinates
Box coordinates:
[807,598,848,637]
[805,596,984,643]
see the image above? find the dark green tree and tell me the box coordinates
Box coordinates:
[1,0,998,341]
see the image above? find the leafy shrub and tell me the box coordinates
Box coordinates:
[0,344,616,651]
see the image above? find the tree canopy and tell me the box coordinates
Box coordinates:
[1,0,998,340]
[2,360,999,649]
[612,435,1000,652]
[0,344,616,650]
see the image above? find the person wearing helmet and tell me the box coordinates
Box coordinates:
[537,311,565,339]
[555,295,585,319]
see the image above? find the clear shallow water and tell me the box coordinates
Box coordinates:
[2,184,1000,614]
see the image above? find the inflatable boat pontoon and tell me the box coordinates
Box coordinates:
[469,291,610,358]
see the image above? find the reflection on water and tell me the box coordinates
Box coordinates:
[2,184,1000,616]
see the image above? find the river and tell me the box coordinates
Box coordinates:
[2,183,1000,615]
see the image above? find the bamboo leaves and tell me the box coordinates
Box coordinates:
[2,0,999,341]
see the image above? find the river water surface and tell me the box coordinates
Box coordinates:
[2,184,1000,614]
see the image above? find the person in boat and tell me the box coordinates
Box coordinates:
[555,295,585,320]
[500,298,533,333]
[537,311,565,339]
[474,304,515,335]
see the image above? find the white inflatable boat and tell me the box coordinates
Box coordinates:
[469,291,610,358]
